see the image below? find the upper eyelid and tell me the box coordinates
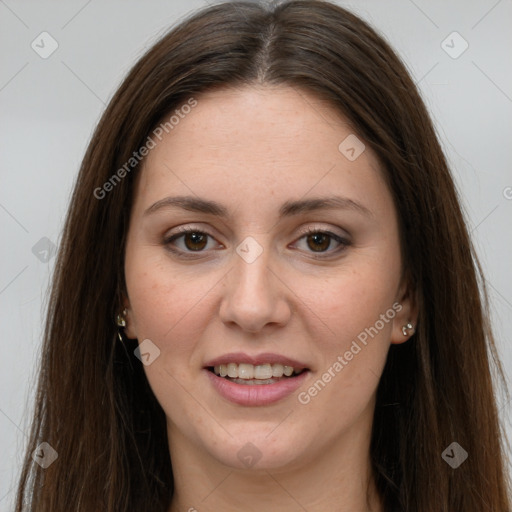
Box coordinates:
[167,223,349,240]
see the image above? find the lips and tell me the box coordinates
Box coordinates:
[203,352,311,406]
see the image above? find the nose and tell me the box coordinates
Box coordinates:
[218,241,292,334]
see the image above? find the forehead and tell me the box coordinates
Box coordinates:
[133,85,391,220]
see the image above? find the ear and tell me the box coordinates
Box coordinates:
[390,275,419,345]
[121,296,138,340]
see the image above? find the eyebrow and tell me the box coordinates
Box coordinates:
[143,194,373,219]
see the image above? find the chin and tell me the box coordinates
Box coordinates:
[205,427,309,471]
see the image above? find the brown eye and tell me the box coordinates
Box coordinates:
[306,232,331,252]
[164,228,217,254]
[182,232,207,251]
[294,228,350,257]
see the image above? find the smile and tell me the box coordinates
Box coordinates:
[210,362,305,383]
[205,366,310,406]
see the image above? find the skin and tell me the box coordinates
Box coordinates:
[123,85,417,511]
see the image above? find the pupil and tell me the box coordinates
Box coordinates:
[308,233,329,252]
[185,232,206,251]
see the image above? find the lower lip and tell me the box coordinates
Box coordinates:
[205,369,309,406]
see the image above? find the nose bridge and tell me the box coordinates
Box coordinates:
[232,234,274,303]
[219,235,290,331]
[236,241,270,291]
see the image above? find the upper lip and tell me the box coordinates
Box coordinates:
[204,352,309,369]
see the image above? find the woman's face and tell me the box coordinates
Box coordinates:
[124,85,414,471]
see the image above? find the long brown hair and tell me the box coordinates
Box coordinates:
[15,1,511,510]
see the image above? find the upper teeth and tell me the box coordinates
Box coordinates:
[213,363,300,379]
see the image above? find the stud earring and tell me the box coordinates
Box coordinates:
[116,308,127,342]
[402,322,415,336]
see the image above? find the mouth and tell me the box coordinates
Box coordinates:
[203,355,311,406]
[207,363,307,385]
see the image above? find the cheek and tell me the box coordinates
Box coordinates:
[292,261,399,414]
[302,261,400,345]
[124,257,210,411]
[124,253,218,358]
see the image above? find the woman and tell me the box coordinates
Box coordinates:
[15,1,511,511]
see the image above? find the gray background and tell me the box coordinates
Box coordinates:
[1,0,511,508]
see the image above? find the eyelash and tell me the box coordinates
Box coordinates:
[163,225,351,259]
